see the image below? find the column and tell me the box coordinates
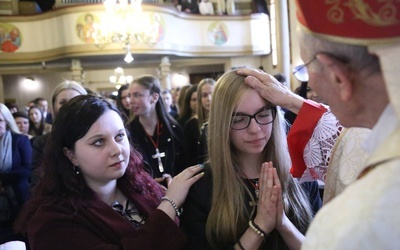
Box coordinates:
[275,0,290,88]
[159,56,171,90]
[71,59,83,83]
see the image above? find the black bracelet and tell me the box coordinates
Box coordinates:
[250,220,269,237]
[237,240,245,250]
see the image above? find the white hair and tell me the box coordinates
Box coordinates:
[0,103,20,134]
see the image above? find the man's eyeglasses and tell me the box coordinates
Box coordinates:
[231,106,277,130]
[292,57,316,82]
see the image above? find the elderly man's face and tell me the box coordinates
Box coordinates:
[300,46,351,126]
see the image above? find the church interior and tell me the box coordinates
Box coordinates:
[0,0,304,109]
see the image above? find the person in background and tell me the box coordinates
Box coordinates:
[199,0,214,15]
[15,95,204,249]
[195,78,216,164]
[177,85,191,117]
[27,106,51,138]
[12,112,33,140]
[24,100,35,116]
[177,84,198,128]
[171,87,181,115]
[0,103,32,249]
[31,80,88,185]
[216,0,234,15]
[116,84,131,123]
[181,69,320,250]
[196,78,215,129]
[179,0,199,13]
[184,79,215,166]
[5,103,18,114]
[127,75,187,187]
[33,98,52,125]
[161,89,178,119]
[305,85,323,104]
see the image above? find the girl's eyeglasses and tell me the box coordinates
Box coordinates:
[231,106,277,130]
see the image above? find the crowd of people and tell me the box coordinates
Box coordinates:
[1,0,399,248]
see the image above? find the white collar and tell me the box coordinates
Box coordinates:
[363,104,398,154]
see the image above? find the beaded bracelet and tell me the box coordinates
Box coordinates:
[248,220,268,237]
[161,196,181,217]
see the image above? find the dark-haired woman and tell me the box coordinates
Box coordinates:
[127,75,188,186]
[116,84,131,123]
[15,95,203,249]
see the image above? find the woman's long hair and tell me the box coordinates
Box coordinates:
[177,84,198,126]
[15,95,164,233]
[116,84,131,122]
[129,75,181,139]
[28,105,46,136]
[197,78,216,128]
[206,70,312,249]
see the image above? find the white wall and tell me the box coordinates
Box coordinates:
[2,72,72,113]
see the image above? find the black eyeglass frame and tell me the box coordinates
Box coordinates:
[230,106,277,130]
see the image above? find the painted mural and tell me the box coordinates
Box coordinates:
[0,23,21,53]
[75,12,165,45]
[149,13,165,44]
[208,21,228,45]
[76,13,100,44]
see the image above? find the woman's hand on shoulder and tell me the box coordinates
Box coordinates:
[165,164,204,207]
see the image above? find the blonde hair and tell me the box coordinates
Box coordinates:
[197,78,216,128]
[51,80,87,117]
[206,70,312,249]
[0,103,20,134]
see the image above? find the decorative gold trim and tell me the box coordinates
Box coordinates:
[298,23,400,46]
[326,0,399,27]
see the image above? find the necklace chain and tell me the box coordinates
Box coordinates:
[147,122,161,149]
[242,172,260,198]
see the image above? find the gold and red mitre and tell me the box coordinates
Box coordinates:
[295,0,400,45]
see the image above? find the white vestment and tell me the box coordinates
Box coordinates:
[323,127,371,204]
[302,105,400,249]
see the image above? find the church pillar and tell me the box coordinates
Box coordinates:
[159,56,171,90]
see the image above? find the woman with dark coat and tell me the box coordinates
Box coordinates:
[15,95,203,249]
[0,103,32,246]
[127,76,188,186]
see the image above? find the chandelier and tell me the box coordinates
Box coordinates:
[92,0,162,63]
[109,67,133,89]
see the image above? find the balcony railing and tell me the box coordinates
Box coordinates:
[55,0,164,7]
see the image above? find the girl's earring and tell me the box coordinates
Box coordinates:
[73,165,80,175]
